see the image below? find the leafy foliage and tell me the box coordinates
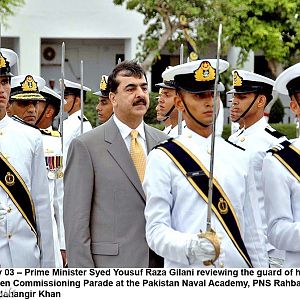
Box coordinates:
[268,98,285,123]
[223,0,300,69]
[114,0,300,75]
[113,0,223,70]
[144,92,159,125]
[0,0,24,24]
[84,92,99,128]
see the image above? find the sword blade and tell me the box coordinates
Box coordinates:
[80,60,84,135]
[178,43,184,135]
[60,42,65,154]
[206,24,222,231]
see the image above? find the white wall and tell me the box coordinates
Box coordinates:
[2,0,146,90]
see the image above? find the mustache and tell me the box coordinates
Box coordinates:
[133,98,146,106]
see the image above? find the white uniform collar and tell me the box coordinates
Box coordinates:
[236,117,267,136]
[181,126,212,144]
[68,109,82,119]
[113,115,146,141]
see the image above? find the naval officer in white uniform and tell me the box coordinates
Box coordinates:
[228,70,286,267]
[144,59,268,268]
[62,79,92,169]
[263,62,300,267]
[37,86,66,267]
[0,49,54,267]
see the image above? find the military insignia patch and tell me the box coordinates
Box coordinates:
[21,75,38,92]
[194,61,216,82]
[5,172,15,186]
[233,71,243,87]
[218,197,228,214]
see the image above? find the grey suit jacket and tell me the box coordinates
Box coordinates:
[63,118,168,267]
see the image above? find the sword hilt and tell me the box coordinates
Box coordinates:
[198,228,221,266]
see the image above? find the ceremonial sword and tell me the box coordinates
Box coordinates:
[80,60,84,135]
[199,24,223,266]
[177,44,184,135]
[60,42,65,154]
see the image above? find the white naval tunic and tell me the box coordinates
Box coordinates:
[62,110,92,169]
[0,115,55,267]
[42,132,65,267]
[263,138,300,267]
[144,128,268,268]
[229,117,286,259]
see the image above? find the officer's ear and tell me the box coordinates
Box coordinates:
[290,97,300,115]
[257,94,266,108]
[46,106,55,118]
[174,94,184,112]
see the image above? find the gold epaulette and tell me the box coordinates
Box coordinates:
[40,129,61,137]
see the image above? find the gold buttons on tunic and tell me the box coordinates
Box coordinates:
[7,206,12,213]
[240,137,245,142]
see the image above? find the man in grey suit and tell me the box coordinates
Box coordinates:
[63,61,168,267]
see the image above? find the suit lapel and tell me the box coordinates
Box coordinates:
[145,124,161,154]
[105,119,146,201]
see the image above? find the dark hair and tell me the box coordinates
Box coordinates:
[108,60,147,93]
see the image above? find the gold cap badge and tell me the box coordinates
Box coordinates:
[233,71,243,87]
[194,61,216,82]
[0,53,7,68]
[100,75,108,91]
[20,75,38,92]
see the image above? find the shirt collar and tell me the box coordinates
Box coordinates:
[244,117,268,135]
[113,115,145,141]
[182,126,212,144]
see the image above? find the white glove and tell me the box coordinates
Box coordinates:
[269,256,284,268]
[0,202,7,221]
[187,234,217,264]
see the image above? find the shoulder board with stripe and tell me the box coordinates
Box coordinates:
[40,129,61,137]
[153,138,174,150]
[78,115,88,122]
[267,140,300,182]
[265,127,285,139]
[225,139,246,151]
[267,140,291,154]
[11,115,40,130]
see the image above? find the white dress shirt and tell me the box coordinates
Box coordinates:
[113,115,147,154]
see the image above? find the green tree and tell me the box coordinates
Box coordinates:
[113,0,223,71]
[0,0,24,24]
[268,98,285,123]
[114,0,300,77]
[85,92,99,128]
[223,0,300,76]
